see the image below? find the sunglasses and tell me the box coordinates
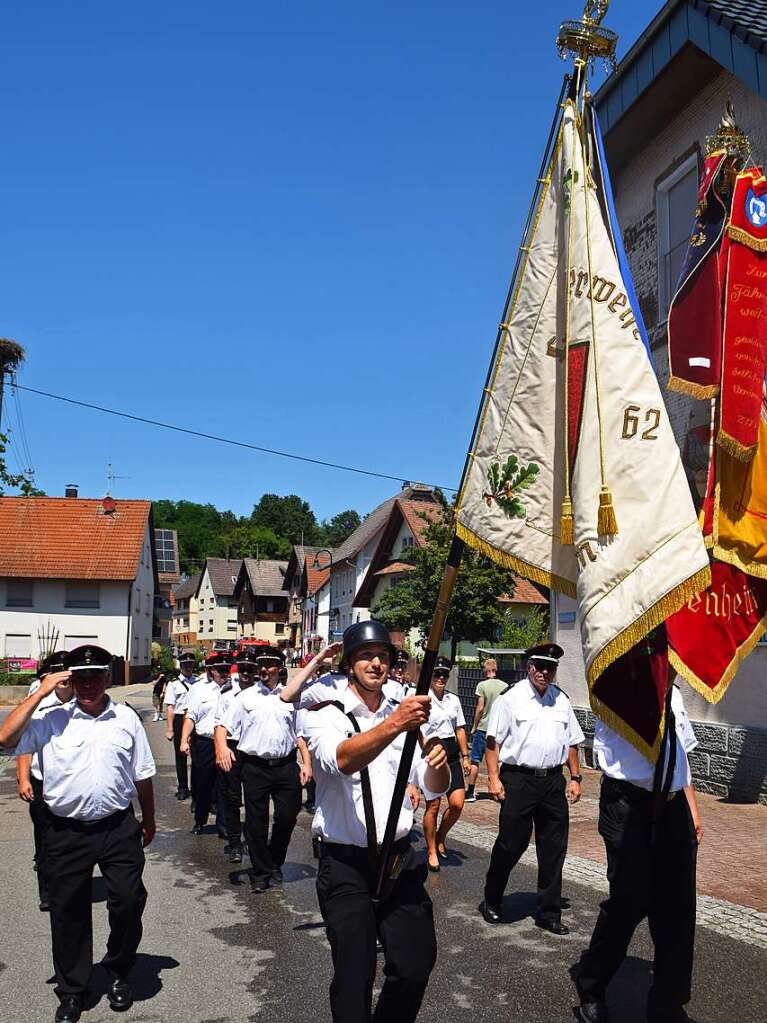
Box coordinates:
[432,669,450,679]
[530,658,556,671]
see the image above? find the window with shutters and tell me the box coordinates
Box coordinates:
[656,153,699,319]
[5,580,34,607]
[65,582,100,609]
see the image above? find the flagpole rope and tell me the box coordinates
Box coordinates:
[559,67,582,548]
[578,76,618,536]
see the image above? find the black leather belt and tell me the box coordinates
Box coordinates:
[319,837,411,860]
[502,763,564,778]
[241,752,294,767]
[48,806,132,830]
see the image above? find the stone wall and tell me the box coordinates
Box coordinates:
[573,707,767,805]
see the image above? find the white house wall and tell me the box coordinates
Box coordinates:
[197,566,239,643]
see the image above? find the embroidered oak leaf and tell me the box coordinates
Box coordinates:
[483,455,539,519]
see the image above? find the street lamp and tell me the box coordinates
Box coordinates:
[312,549,333,570]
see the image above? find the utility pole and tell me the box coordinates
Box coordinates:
[0,338,25,434]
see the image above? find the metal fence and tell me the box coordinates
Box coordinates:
[455,666,527,729]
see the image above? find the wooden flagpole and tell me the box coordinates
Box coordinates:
[373,72,572,900]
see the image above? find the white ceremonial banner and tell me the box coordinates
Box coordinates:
[456,100,710,686]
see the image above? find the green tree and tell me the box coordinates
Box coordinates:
[251,493,320,545]
[500,606,549,651]
[372,501,517,661]
[151,642,177,675]
[213,523,291,560]
[319,509,361,548]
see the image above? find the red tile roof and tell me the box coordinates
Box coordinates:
[374,561,415,577]
[0,496,152,581]
[307,551,331,596]
[499,575,549,605]
[398,499,443,544]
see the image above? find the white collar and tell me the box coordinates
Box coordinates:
[71,695,116,721]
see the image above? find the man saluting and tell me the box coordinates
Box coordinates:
[8,645,156,1023]
[303,620,449,1023]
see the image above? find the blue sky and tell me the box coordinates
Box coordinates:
[1,1,652,522]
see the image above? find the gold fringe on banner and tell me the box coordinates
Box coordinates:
[586,563,712,687]
[559,497,574,546]
[716,428,758,462]
[667,375,720,399]
[589,690,667,764]
[597,486,618,536]
[711,542,767,580]
[456,520,577,598]
[728,224,767,252]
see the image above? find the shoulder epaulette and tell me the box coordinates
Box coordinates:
[551,683,569,699]
[500,680,518,696]
[124,701,143,720]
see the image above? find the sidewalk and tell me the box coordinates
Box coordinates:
[460,765,767,913]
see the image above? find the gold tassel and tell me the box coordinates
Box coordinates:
[559,497,574,546]
[597,486,618,536]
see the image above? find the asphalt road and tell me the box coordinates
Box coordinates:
[1,688,765,1023]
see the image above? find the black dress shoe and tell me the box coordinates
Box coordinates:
[107,975,133,1012]
[535,917,569,935]
[574,1002,609,1023]
[304,802,316,813]
[191,825,204,836]
[271,867,283,884]
[229,845,243,864]
[251,877,270,894]
[176,789,190,801]
[480,899,502,924]
[560,895,572,910]
[39,896,50,912]
[55,996,82,1022]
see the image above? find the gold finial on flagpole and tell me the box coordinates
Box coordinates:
[557,0,618,69]
[706,99,751,167]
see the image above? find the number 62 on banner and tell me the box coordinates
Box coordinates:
[621,405,660,441]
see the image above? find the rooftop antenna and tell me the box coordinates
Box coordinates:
[106,462,130,496]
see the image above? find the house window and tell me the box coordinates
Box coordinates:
[401,535,415,551]
[145,592,151,614]
[5,580,34,607]
[144,639,149,661]
[657,153,699,319]
[275,623,285,634]
[5,634,32,657]
[132,636,138,658]
[65,582,100,609]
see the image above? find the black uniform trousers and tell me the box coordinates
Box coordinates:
[484,766,569,924]
[241,754,301,883]
[316,843,437,1023]
[45,805,147,1000]
[29,775,50,903]
[219,740,244,847]
[172,713,189,794]
[191,734,227,831]
[572,777,697,1018]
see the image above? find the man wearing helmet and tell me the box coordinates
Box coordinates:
[302,619,449,1023]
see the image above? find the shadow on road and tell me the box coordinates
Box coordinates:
[84,954,180,1009]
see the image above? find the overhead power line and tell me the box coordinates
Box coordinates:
[15,383,458,493]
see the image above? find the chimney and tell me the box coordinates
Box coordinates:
[65,484,78,499]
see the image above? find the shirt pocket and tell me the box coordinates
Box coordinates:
[105,728,134,770]
[49,733,86,773]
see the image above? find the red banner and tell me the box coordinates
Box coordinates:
[718,169,767,461]
[667,560,767,702]
[668,152,728,399]
[590,628,669,762]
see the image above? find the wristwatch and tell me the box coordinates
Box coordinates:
[570,774,583,783]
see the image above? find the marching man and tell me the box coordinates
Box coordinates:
[481,642,584,934]
[7,645,155,1023]
[163,652,199,800]
[181,651,232,836]
[303,620,449,1023]
[219,646,310,892]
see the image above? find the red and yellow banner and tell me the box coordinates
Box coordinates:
[718,169,767,460]
[667,560,767,702]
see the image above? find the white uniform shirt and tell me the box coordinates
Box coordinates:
[486,680,585,770]
[223,683,298,758]
[27,678,42,696]
[16,697,155,820]
[26,692,73,781]
[594,685,698,793]
[421,691,465,741]
[296,672,349,710]
[163,673,199,715]
[214,680,242,733]
[304,686,448,848]
[186,679,225,738]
